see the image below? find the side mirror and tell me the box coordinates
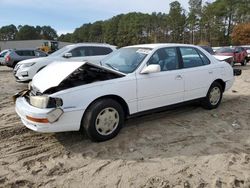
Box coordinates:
[141,64,161,74]
[63,52,72,58]
[234,50,239,54]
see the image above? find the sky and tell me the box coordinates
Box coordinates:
[0,0,190,35]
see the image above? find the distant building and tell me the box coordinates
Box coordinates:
[0,40,72,51]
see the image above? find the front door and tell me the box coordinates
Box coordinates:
[136,47,184,112]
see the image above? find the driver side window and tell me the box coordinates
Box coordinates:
[147,48,179,71]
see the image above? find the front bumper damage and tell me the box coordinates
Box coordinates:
[14,89,64,132]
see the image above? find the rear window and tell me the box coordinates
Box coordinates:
[216,48,234,53]
[15,50,35,56]
[180,47,210,68]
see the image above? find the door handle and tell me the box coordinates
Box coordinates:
[175,75,182,80]
[209,70,213,74]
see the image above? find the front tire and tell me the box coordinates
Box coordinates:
[82,99,124,142]
[202,82,223,110]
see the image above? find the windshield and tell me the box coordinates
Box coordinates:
[49,45,71,57]
[101,47,152,74]
[216,47,234,53]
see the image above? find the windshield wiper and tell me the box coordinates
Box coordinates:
[105,63,119,71]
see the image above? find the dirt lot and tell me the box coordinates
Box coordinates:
[0,65,250,188]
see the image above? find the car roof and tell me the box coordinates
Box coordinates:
[124,43,199,49]
[66,43,117,48]
[12,49,37,51]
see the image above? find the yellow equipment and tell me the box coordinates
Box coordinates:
[38,41,59,54]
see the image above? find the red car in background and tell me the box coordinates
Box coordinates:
[243,46,250,62]
[215,46,248,66]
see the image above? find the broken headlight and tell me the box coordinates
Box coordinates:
[30,96,63,109]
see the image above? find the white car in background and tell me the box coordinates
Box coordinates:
[14,44,238,142]
[13,43,116,82]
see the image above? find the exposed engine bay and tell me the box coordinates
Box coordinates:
[44,63,125,94]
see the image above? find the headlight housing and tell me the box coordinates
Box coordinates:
[21,62,36,68]
[29,95,63,109]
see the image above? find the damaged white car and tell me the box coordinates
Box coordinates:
[14,44,239,142]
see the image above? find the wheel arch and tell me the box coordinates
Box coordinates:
[80,94,130,130]
[212,79,226,92]
[36,66,46,73]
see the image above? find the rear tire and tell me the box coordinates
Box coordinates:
[202,82,223,110]
[241,59,247,66]
[82,99,124,142]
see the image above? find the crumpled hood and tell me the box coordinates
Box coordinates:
[32,61,125,93]
[32,61,86,93]
[17,56,58,65]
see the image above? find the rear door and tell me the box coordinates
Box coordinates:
[34,50,47,57]
[86,47,113,64]
[178,47,214,101]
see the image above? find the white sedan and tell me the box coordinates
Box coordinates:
[14,44,236,142]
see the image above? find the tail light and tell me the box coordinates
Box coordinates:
[5,55,11,62]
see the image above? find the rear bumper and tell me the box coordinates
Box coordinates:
[225,78,234,91]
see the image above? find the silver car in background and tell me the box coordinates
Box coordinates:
[5,49,48,68]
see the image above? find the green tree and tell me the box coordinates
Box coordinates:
[0,24,18,40]
[71,23,92,42]
[40,26,58,40]
[103,14,123,45]
[89,21,104,42]
[15,25,40,40]
[116,12,152,47]
[58,33,72,42]
[167,1,186,43]
[187,0,202,44]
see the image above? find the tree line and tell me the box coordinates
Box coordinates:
[0,0,249,47]
[59,0,250,47]
[0,25,58,41]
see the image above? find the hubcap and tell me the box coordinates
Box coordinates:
[95,107,119,136]
[209,87,221,105]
